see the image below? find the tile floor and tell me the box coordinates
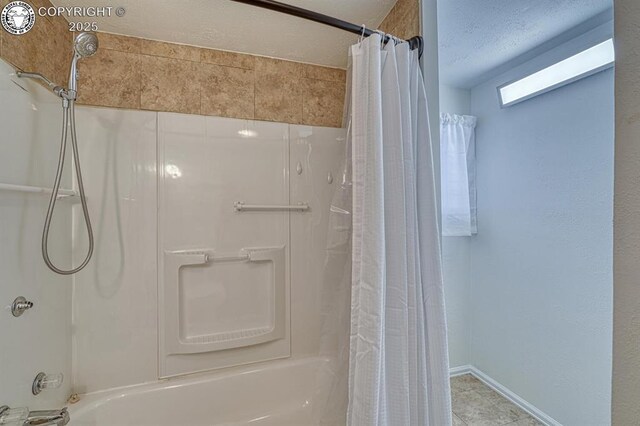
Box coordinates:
[451,374,544,426]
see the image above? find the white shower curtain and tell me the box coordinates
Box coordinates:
[347,34,452,426]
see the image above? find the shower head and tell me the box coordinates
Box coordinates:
[68,32,98,92]
[74,32,98,58]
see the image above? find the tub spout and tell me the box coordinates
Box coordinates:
[24,407,70,426]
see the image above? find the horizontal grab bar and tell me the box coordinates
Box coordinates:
[0,183,77,199]
[234,201,310,212]
[207,253,250,262]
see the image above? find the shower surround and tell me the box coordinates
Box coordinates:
[67,104,347,417]
[0,0,422,423]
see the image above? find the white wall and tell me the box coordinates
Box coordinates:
[71,107,157,393]
[441,237,471,369]
[439,83,473,369]
[0,59,73,409]
[439,85,470,115]
[421,0,440,159]
[612,0,640,423]
[468,25,614,425]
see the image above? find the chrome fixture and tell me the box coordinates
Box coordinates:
[74,32,99,59]
[0,405,70,426]
[15,71,75,102]
[0,405,29,424]
[68,32,98,93]
[11,296,33,317]
[24,408,69,426]
[0,183,77,199]
[16,32,98,275]
[13,71,65,96]
[233,201,310,212]
[32,372,63,395]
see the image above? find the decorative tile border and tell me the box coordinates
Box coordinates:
[0,0,419,127]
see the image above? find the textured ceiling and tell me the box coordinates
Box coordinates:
[438,0,612,88]
[51,0,396,68]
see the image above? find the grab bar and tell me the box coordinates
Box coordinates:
[207,253,250,262]
[234,201,310,212]
[0,183,77,199]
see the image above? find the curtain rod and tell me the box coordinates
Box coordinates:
[228,0,424,57]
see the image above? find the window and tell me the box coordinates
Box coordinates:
[498,39,615,107]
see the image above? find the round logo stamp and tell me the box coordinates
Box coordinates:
[1,1,35,35]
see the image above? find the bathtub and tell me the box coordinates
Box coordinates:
[69,357,334,426]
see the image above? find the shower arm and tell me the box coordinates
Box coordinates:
[16,71,76,102]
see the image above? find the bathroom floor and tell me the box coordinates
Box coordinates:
[451,374,544,426]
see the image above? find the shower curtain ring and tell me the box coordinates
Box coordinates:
[375,29,388,45]
[383,32,399,45]
[358,24,366,43]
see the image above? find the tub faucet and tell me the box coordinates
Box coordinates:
[24,408,70,426]
[0,406,69,426]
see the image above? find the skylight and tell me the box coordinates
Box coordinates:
[498,38,615,107]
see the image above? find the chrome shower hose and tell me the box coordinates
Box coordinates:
[42,100,94,275]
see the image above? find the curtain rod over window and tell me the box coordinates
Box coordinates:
[228,0,424,57]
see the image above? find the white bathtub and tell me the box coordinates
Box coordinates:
[69,357,334,426]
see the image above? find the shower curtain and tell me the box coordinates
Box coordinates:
[346,33,452,426]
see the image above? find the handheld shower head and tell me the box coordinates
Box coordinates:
[74,32,98,58]
[68,32,98,91]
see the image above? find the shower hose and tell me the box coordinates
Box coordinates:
[42,99,94,275]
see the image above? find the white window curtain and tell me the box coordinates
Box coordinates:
[347,33,452,426]
[440,113,477,236]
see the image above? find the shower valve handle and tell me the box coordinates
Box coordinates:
[11,297,33,317]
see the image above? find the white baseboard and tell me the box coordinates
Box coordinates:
[450,365,562,426]
[449,364,473,377]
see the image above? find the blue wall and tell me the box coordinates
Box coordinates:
[468,25,614,425]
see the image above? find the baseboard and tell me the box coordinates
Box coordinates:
[449,364,473,377]
[450,365,562,426]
